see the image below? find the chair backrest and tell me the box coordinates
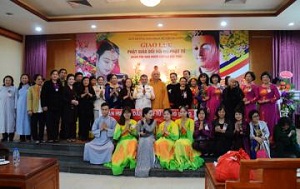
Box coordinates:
[226,158,300,189]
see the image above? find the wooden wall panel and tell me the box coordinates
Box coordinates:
[249,31,273,84]
[46,34,76,78]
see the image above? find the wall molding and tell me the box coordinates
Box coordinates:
[0,27,23,43]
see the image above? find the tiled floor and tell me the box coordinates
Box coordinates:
[60,172,205,189]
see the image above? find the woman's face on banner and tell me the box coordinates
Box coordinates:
[97,50,118,76]
[192,35,217,68]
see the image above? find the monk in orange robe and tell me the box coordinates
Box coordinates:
[149,69,170,109]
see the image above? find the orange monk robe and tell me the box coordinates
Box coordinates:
[149,80,170,109]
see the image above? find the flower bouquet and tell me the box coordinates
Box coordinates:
[280,79,299,117]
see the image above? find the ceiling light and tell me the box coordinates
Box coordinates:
[140,0,161,7]
[35,26,42,32]
[220,21,227,27]
[225,0,246,4]
[157,23,163,27]
[288,22,294,26]
[91,25,97,29]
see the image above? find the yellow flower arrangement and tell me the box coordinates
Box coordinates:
[220,31,249,61]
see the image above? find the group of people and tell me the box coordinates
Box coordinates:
[84,105,204,176]
[0,67,299,176]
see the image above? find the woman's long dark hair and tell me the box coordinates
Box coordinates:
[96,40,120,58]
[141,107,154,125]
[234,106,245,123]
[215,104,226,119]
[118,107,133,125]
[198,73,209,86]
[197,108,208,121]
[163,108,173,119]
[179,106,189,118]
[79,76,93,94]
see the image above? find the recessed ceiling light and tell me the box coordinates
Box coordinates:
[220,21,227,27]
[157,23,163,27]
[140,0,161,7]
[35,26,42,32]
[5,12,13,16]
[91,25,97,29]
[288,22,295,26]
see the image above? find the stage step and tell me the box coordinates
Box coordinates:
[2,141,216,177]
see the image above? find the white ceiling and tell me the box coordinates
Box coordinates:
[0,0,299,35]
[20,0,288,16]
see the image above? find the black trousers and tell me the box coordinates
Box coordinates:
[274,142,300,158]
[31,112,46,141]
[192,140,214,155]
[1,133,14,142]
[19,135,31,141]
[78,110,93,141]
[64,108,77,139]
[46,110,61,141]
[59,106,66,139]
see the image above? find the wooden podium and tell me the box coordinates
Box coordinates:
[205,163,225,189]
[205,159,300,189]
[0,157,59,189]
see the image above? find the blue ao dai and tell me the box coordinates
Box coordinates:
[84,115,117,164]
[0,86,17,133]
[16,84,31,135]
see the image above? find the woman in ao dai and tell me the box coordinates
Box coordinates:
[174,106,204,171]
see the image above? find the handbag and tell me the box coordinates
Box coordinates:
[256,143,269,158]
[256,149,268,158]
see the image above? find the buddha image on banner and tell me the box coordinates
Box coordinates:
[190,31,220,77]
[75,31,249,82]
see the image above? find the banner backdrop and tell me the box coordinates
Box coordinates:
[109,109,196,124]
[76,31,249,82]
